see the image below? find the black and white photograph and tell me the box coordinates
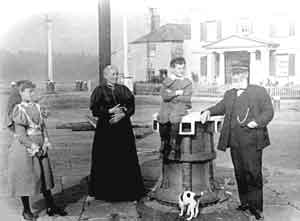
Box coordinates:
[0,0,299,220]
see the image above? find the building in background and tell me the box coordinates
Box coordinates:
[130,11,299,86]
[130,23,190,82]
[184,13,298,86]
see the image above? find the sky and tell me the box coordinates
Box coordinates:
[0,0,97,39]
[0,0,297,27]
[0,0,298,45]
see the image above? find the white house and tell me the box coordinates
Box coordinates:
[184,13,299,86]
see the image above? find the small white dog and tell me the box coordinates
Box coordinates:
[178,190,204,221]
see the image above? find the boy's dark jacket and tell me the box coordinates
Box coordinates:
[158,77,192,123]
[208,85,274,151]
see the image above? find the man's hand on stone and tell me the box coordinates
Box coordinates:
[175,90,184,96]
[247,121,258,128]
[200,110,210,124]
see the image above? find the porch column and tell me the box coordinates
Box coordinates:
[217,52,225,85]
[262,49,270,82]
[207,53,215,84]
[249,51,256,84]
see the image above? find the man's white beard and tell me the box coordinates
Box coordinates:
[233,79,248,89]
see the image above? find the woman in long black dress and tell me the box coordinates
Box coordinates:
[88,65,145,202]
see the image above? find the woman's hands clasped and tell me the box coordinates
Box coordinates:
[108,104,126,124]
[27,138,52,158]
[27,143,40,157]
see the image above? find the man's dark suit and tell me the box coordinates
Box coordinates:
[208,84,274,213]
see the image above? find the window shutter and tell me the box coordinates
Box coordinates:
[200,23,207,42]
[269,52,276,76]
[217,20,222,39]
[288,54,295,76]
[250,22,253,34]
[215,53,220,76]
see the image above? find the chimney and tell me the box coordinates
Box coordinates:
[150,8,160,32]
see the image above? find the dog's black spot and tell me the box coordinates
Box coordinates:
[180,193,183,202]
[187,193,191,198]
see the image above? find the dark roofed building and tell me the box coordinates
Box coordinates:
[131,23,191,44]
[128,24,191,82]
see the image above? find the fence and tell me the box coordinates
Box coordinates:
[133,82,300,98]
[0,80,95,94]
[266,87,300,98]
[2,81,300,98]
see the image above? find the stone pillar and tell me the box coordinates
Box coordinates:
[217,52,225,85]
[262,49,270,83]
[207,53,215,84]
[151,113,224,205]
[249,51,256,84]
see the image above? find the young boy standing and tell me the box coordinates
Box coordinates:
[158,57,192,159]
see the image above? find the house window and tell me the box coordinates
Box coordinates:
[206,21,218,41]
[200,20,222,42]
[171,43,184,59]
[270,20,295,37]
[271,53,295,77]
[236,18,252,35]
[149,43,156,57]
[276,54,289,76]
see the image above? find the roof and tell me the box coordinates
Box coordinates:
[131,24,191,44]
[203,35,279,49]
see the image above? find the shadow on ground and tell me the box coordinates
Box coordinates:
[32,176,88,214]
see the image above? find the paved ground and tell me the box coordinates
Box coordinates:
[0,93,300,220]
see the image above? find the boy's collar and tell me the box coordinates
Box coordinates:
[169,74,184,80]
[21,101,35,106]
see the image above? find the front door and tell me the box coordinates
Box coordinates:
[225,51,250,84]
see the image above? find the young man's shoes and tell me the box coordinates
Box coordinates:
[22,210,37,220]
[86,195,95,203]
[236,204,249,211]
[249,208,264,220]
[46,206,68,216]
